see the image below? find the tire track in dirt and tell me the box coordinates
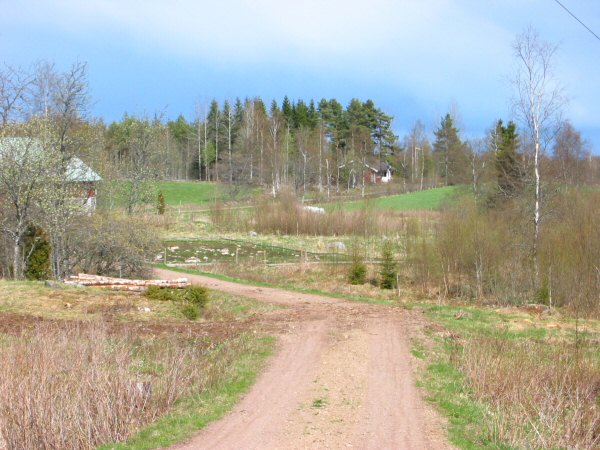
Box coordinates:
[156,269,451,450]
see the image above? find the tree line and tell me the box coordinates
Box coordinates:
[104,96,398,198]
[102,96,598,201]
[1,30,599,283]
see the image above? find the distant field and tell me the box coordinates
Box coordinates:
[326,186,459,211]
[157,181,219,205]
[96,181,257,210]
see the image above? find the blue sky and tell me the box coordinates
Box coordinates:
[2,0,600,150]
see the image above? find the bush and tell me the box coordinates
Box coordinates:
[181,285,209,308]
[144,285,176,302]
[379,241,397,289]
[144,285,209,320]
[72,214,160,279]
[180,303,200,320]
[24,225,51,281]
[157,191,166,215]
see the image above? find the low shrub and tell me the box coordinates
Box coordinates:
[181,285,209,308]
[144,285,177,302]
[348,262,367,285]
[23,225,51,281]
[180,303,200,320]
[144,285,209,320]
[157,191,166,215]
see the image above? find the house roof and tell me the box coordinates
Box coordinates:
[338,159,394,173]
[66,157,102,182]
[0,137,101,182]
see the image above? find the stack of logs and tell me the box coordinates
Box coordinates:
[64,273,190,292]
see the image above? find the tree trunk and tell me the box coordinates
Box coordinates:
[228,110,233,184]
[12,234,22,280]
[204,119,209,181]
[420,147,425,190]
[318,127,323,192]
[214,111,219,181]
[533,138,541,289]
[197,121,202,180]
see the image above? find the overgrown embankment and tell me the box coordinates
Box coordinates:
[415,304,600,449]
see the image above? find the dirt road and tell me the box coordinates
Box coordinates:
[155,269,450,450]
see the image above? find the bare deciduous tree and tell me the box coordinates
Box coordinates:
[0,64,32,126]
[553,121,588,185]
[512,27,565,287]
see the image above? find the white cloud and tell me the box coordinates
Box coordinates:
[10,0,518,107]
[4,0,599,145]
[13,1,510,67]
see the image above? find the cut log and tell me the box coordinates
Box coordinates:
[63,274,190,291]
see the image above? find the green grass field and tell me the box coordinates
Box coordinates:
[157,181,218,205]
[97,181,225,208]
[99,181,256,206]
[326,186,459,212]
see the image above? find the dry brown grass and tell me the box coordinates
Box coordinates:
[459,336,600,449]
[210,190,411,237]
[200,262,411,302]
[0,322,246,450]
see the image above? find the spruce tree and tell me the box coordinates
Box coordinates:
[433,114,467,185]
[379,241,397,289]
[157,191,166,215]
[494,120,522,199]
[24,226,51,281]
[348,244,367,285]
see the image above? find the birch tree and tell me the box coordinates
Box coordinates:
[33,62,91,279]
[512,28,565,287]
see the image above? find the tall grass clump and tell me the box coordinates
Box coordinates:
[211,189,413,237]
[0,323,245,449]
[458,337,600,449]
